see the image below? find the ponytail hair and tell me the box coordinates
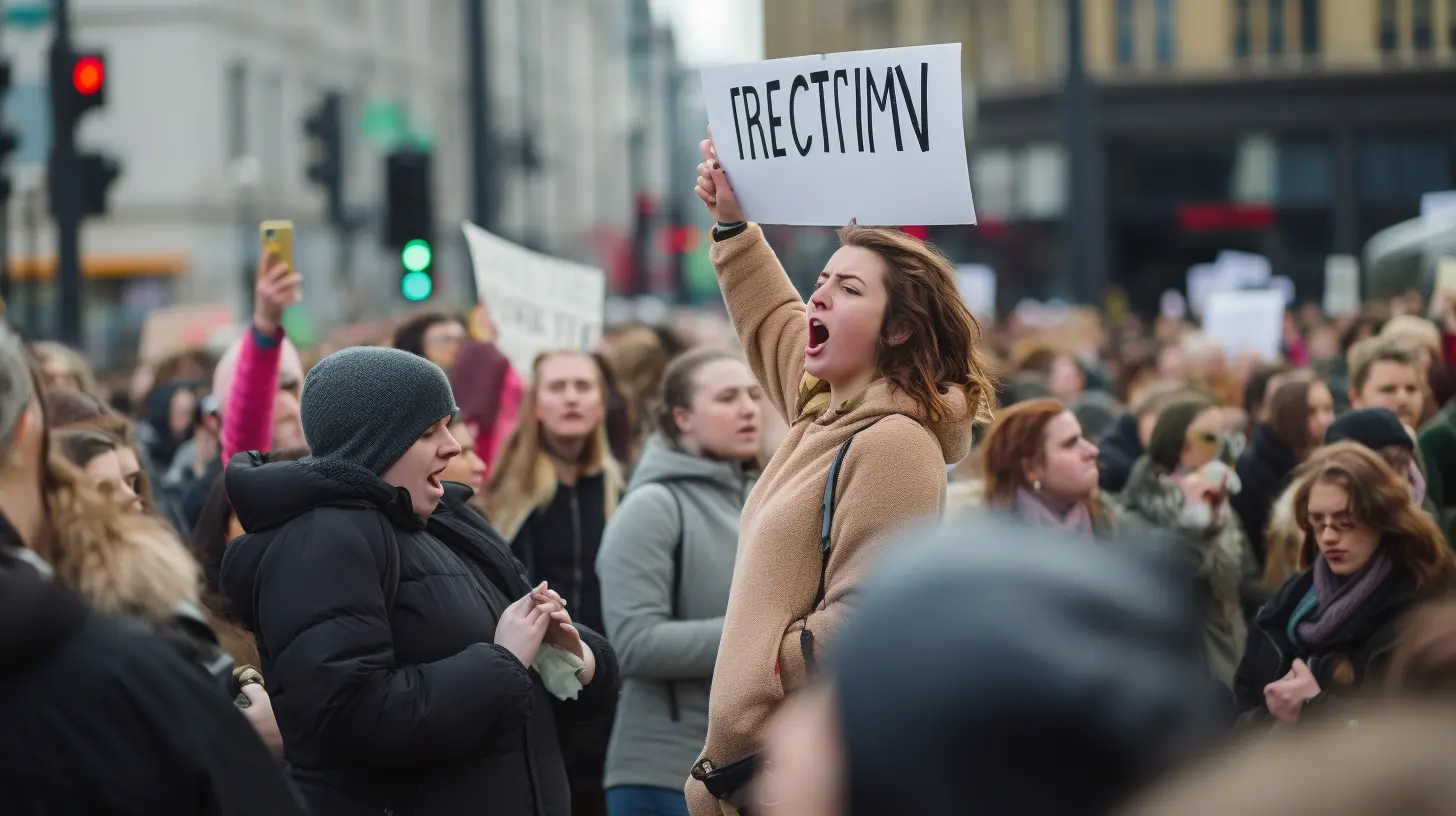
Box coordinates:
[655,347,742,448]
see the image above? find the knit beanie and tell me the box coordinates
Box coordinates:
[1146,398,1215,472]
[300,347,458,476]
[1324,407,1413,453]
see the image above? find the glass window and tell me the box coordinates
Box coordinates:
[1378,0,1398,53]
[1413,0,1434,51]
[1234,0,1253,57]
[1299,0,1320,55]
[1116,0,1136,64]
[1358,134,1455,201]
[1154,0,1176,64]
[226,61,247,160]
[1268,0,1286,55]
[1276,138,1332,203]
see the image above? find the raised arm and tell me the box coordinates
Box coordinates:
[697,134,808,421]
[220,251,300,460]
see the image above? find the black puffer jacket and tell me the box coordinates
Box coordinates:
[219,454,619,816]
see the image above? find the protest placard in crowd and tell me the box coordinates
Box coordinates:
[1203,289,1286,361]
[462,221,605,373]
[1323,254,1361,316]
[700,43,976,226]
[955,264,996,319]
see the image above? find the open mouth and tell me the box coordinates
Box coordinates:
[426,469,446,492]
[807,317,830,355]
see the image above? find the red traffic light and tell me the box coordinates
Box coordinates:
[72,56,104,96]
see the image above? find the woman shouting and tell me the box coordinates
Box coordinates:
[685,133,995,815]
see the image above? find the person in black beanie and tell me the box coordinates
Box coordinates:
[755,517,1226,816]
[1325,407,1428,509]
[219,346,619,816]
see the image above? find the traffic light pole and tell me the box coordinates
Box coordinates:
[50,0,84,346]
[466,0,496,231]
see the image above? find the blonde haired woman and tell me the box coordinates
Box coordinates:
[485,347,625,810]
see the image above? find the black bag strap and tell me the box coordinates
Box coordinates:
[664,483,686,722]
[814,433,858,610]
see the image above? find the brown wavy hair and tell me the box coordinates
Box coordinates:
[1291,442,1456,590]
[837,223,996,425]
[44,387,159,513]
[979,398,1103,523]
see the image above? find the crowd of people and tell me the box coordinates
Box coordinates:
[2,130,1456,815]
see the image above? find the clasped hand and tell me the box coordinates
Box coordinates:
[1263,658,1321,724]
[493,582,596,685]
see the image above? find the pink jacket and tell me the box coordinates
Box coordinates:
[213,326,298,462]
[482,367,524,469]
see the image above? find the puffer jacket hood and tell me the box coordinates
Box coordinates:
[830,516,1226,816]
[220,452,422,634]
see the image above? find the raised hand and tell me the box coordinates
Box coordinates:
[694,128,745,224]
[253,251,302,335]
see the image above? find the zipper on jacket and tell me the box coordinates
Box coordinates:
[569,486,582,605]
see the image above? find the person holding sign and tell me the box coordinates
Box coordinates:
[686,134,994,815]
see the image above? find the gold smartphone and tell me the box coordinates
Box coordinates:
[259,220,296,276]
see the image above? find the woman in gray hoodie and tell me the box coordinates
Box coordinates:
[597,348,762,816]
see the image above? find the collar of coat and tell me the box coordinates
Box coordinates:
[795,375,866,423]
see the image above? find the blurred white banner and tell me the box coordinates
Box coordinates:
[1203,289,1286,361]
[462,221,605,373]
[700,43,976,225]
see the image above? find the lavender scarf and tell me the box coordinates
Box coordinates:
[1295,548,1394,648]
[1014,488,1095,536]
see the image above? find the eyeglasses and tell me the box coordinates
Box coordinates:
[1307,515,1360,534]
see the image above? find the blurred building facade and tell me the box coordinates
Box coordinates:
[2,0,641,368]
[764,0,1456,314]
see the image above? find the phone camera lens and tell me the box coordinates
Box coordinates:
[265,229,274,238]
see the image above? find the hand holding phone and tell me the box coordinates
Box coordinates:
[255,221,302,335]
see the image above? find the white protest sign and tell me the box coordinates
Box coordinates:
[700,44,976,226]
[1214,250,1272,287]
[1202,289,1286,361]
[954,264,996,319]
[462,221,605,373]
[1421,191,1456,218]
[1186,263,1231,317]
[1322,254,1361,316]
[1437,256,1456,296]
[1160,289,1187,319]
[1269,275,1296,306]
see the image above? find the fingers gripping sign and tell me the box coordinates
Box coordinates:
[694,128,746,224]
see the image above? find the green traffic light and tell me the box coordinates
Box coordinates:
[401,270,433,301]
[401,239,433,273]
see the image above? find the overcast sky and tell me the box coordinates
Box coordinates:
[649,0,764,67]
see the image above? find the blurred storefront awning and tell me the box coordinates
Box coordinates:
[1364,210,1456,298]
[5,252,190,281]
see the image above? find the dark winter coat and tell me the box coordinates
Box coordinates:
[0,550,306,816]
[1098,413,1143,494]
[510,472,618,794]
[1233,565,1418,727]
[1232,423,1301,568]
[219,454,619,816]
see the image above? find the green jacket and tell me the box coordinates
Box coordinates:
[1419,401,1456,545]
